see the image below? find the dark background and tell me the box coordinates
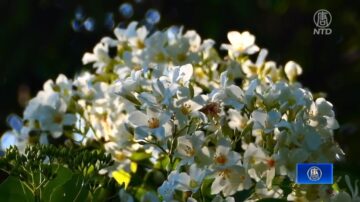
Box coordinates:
[1,0,359,179]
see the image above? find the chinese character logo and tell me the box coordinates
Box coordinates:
[307,166,322,181]
[313,9,332,35]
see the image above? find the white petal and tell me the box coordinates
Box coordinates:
[1,132,17,150]
[128,111,148,126]
[284,61,302,81]
[227,31,242,46]
[246,45,260,55]
[82,53,97,64]
[211,176,226,195]
[175,173,191,191]
[255,49,268,66]
[138,92,157,106]
[251,110,267,127]
[268,110,281,126]
[159,112,171,125]
[187,197,198,202]
[134,126,150,139]
[220,71,228,87]
[56,74,68,85]
[226,85,244,100]
[151,127,165,140]
[326,117,339,129]
[266,167,275,188]
[179,64,193,83]
[7,114,23,133]
[241,31,255,47]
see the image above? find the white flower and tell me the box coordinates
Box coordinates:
[221,31,259,57]
[54,74,73,101]
[176,131,205,165]
[227,109,249,131]
[156,64,193,97]
[24,91,76,138]
[241,49,268,78]
[173,98,205,127]
[211,71,245,110]
[1,130,28,152]
[114,70,143,97]
[158,171,179,201]
[128,107,171,141]
[279,120,322,152]
[243,143,276,187]
[175,164,207,193]
[260,81,311,111]
[114,21,148,49]
[210,138,241,169]
[73,72,96,99]
[1,115,28,151]
[308,98,339,130]
[253,181,283,199]
[211,165,252,196]
[284,61,302,82]
[82,37,117,72]
[144,31,168,64]
[251,109,282,139]
[277,147,309,179]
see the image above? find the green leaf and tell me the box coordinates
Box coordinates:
[49,174,89,202]
[91,187,111,202]
[0,176,34,202]
[42,165,73,202]
[233,188,253,202]
[154,155,170,170]
[189,83,195,98]
[134,187,148,201]
[130,151,151,161]
[241,122,254,144]
[200,178,213,199]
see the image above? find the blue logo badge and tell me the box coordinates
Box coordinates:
[296,163,333,184]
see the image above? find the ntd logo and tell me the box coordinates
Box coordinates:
[313,9,332,35]
[296,163,333,184]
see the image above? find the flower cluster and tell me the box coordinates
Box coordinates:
[2,22,357,202]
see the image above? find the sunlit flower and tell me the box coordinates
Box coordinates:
[82,37,118,72]
[221,31,259,58]
[128,107,171,141]
[24,91,76,138]
[227,109,249,131]
[308,98,339,130]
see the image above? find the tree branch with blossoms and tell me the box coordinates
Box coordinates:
[1,21,359,202]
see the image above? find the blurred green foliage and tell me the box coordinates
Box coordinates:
[0,145,118,201]
[1,0,359,180]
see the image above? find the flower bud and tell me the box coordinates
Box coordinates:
[284,61,302,82]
